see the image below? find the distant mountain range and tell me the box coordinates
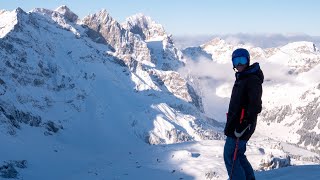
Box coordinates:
[174,33,320,49]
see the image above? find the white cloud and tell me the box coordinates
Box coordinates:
[179,57,235,121]
[179,57,234,82]
[259,61,297,84]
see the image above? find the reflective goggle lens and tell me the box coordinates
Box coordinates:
[232,56,248,66]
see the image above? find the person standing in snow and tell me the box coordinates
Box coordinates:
[223,48,264,180]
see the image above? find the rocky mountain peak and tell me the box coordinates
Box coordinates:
[81,9,152,64]
[84,9,114,24]
[203,37,227,47]
[55,5,78,22]
[123,13,166,40]
[15,7,26,14]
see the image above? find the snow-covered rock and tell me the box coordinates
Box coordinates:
[122,13,166,41]
[55,5,78,22]
[259,154,291,171]
[81,9,152,64]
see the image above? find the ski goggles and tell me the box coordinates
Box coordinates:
[232,56,248,66]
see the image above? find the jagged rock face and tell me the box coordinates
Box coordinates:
[260,105,293,124]
[81,10,152,63]
[162,35,185,69]
[147,69,194,105]
[81,10,123,46]
[296,96,320,152]
[122,14,185,71]
[0,101,63,136]
[122,13,166,41]
[259,85,320,153]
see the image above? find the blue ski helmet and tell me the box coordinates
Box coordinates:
[232,48,250,67]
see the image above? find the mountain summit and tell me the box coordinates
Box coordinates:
[55,5,78,22]
[123,13,166,40]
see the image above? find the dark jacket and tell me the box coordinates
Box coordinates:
[224,63,264,141]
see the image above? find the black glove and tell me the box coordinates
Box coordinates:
[234,120,251,138]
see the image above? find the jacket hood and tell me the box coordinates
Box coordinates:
[236,62,264,83]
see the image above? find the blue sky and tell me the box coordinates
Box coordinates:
[1,0,319,36]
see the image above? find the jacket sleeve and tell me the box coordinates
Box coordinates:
[246,76,262,123]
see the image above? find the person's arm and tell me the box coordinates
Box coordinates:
[246,76,263,121]
[234,76,262,137]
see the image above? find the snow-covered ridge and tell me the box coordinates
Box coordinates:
[0,8,23,38]
[31,7,82,37]
[193,38,266,64]
[267,42,320,74]
[185,37,320,74]
[280,41,318,53]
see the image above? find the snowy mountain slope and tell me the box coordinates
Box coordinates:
[2,132,319,179]
[1,5,224,141]
[0,6,228,179]
[256,165,320,180]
